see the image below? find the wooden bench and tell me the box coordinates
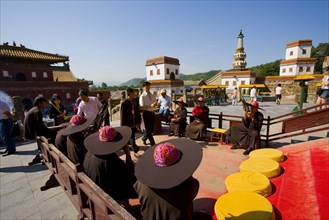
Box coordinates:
[37,136,137,220]
[209,128,228,145]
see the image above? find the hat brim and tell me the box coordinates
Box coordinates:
[135,138,203,189]
[62,116,96,136]
[173,100,188,107]
[84,126,132,155]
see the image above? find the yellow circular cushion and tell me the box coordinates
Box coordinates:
[240,158,281,178]
[214,191,274,220]
[225,171,272,197]
[249,148,284,162]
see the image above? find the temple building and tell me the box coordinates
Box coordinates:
[279,40,316,76]
[265,40,322,103]
[0,42,89,115]
[207,30,257,92]
[145,56,184,96]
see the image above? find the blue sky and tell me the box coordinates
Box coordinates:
[1,0,328,85]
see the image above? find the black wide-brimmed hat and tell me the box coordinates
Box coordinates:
[84,126,132,155]
[173,97,188,107]
[62,115,96,136]
[135,138,202,189]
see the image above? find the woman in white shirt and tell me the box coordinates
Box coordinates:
[275,84,283,105]
[316,67,329,108]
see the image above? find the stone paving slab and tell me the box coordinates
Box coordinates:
[0,141,79,220]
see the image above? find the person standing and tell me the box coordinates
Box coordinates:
[77,89,102,118]
[157,89,171,123]
[139,81,157,146]
[275,84,283,105]
[97,92,110,126]
[0,99,16,156]
[232,87,238,106]
[316,66,329,109]
[120,88,141,153]
[250,86,257,102]
[49,94,68,125]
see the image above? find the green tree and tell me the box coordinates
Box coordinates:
[101,82,108,88]
[311,43,329,73]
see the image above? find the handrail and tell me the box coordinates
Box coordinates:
[186,103,329,147]
[37,137,137,220]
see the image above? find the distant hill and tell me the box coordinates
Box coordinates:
[120,77,146,86]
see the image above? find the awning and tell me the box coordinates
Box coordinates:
[239,84,266,88]
[201,85,227,89]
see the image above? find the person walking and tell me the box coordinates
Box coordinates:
[232,87,238,106]
[120,88,141,153]
[250,86,257,102]
[139,81,157,146]
[96,92,110,126]
[275,84,283,105]
[0,99,16,156]
[316,66,329,109]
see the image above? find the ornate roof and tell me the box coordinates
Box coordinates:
[0,43,69,64]
[53,70,77,82]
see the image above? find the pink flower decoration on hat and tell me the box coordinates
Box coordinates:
[70,115,87,126]
[198,97,204,102]
[153,142,181,167]
[99,126,118,142]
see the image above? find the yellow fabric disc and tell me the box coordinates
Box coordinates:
[249,148,284,162]
[225,171,272,197]
[240,158,281,178]
[214,191,274,220]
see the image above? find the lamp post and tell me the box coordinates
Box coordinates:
[293,73,315,110]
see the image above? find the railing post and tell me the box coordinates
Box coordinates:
[265,116,270,148]
[218,112,223,128]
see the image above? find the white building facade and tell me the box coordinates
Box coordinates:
[279,40,316,76]
[145,56,184,96]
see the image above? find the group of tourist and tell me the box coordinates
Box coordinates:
[1,67,328,218]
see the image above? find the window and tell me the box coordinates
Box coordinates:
[302,49,306,54]
[175,69,178,75]
[43,72,48,78]
[32,72,36,78]
[306,67,310,72]
[289,68,293,72]
[66,93,71,99]
[233,81,237,86]
[290,51,293,56]
[282,68,286,73]
[3,71,9,77]
[150,70,153,76]
[167,68,169,75]
[299,67,303,72]
[157,69,160,75]
[225,81,229,86]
